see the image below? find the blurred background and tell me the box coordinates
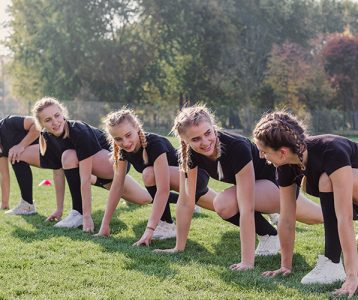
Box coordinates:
[1,0,358,134]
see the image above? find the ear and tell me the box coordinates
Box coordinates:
[279,147,289,158]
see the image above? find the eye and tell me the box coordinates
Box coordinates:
[204,130,211,136]
[125,133,131,138]
[191,137,200,142]
[114,137,122,142]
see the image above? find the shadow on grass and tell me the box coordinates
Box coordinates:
[212,230,344,298]
[9,209,339,298]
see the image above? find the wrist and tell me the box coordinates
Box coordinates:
[146,226,155,231]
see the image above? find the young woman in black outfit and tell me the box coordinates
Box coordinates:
[96,109,215,245]
[156,105,322,271]
[32,97,152,233]
[0,115,65,218]
[254,111,358,298]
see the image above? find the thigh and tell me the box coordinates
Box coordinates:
[121,175,152,205]
[91,149,114,179]
[254,179,280,213]
[214,180,280,214]
[196,188,216,211]
[19,144,40,167]
[214,185,239,214]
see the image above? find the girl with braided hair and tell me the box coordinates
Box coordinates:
[254,111,358,298]
[156,105,322,271]
[97,108,214,245]
[33,97,151,233]
[0,115,65,218]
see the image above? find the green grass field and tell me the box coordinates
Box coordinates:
[0,137,355,299]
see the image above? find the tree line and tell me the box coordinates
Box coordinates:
[5,0,358,130]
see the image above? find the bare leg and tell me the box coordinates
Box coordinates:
[296,193,323,224]
[18,144,40,167]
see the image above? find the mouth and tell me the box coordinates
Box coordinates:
[201,143,213,153]
[123,144,134,152]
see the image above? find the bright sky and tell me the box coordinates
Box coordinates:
[0,0,11,55]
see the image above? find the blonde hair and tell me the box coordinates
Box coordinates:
[104,108,148,168]
[172,105,223,180]
[32,97,69,156]
[253,111,307,170]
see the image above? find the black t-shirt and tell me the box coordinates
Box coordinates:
[40,120,110,169]
[0,115,38,157]
[121,133,178,173]
[277,134,358,196]
[189,131,275,184]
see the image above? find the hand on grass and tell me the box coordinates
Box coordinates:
[46,210,63,222]
[133,229,153,246]
[153,248,181,254]
[262,266,292,277]
[229,262,254,271]
[83,215,94,233]
[95,225,110,237]
[332,275,358,299]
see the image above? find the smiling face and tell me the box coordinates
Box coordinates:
[109,120,141,153]
[38,104,66,137]
[181,120,217,158]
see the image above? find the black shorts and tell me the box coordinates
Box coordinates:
[94,163,131,188]
[195,168,210,202]
[353,204,358,221]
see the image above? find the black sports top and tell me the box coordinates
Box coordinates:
[189,131,275,184]
[40,120,110,169]
[277,134,358,196]
[0,115,37,157]
[120,133,178,173]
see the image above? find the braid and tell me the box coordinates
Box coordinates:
[215,135,224,180]
[138,129,148,165]
[179,140,189,173]
[112,142,120,169]
[279,120,306,170]
[39,132,47,156]
[253,111,307,169]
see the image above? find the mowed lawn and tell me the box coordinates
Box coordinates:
[0,137,354,299]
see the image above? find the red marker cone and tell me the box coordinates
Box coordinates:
[38,179,52,186]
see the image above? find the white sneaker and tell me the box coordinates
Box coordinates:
[255,234,280,256]
[152,221,176,240]
[193,205,201,214]
[269,213,279,226]
[5,199,36,215]
[301,255,346,284]
[54,210,83,228]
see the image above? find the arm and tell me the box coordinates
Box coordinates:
[234,161,256,269]
[330,166,358,298]
[134,153,170,246]
[8,117,40,164]
[97,161,127,236]
[262,184,297,277]
[46,168,65,221]
[79,156,94,232]
[0,157,10,209]
[155,167,197,253]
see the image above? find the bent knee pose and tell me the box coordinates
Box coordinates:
[156,105,322,271]
[96,108,213,244]
[254,111,358,298]
[32,97,150,232]
[0,115,65,217]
